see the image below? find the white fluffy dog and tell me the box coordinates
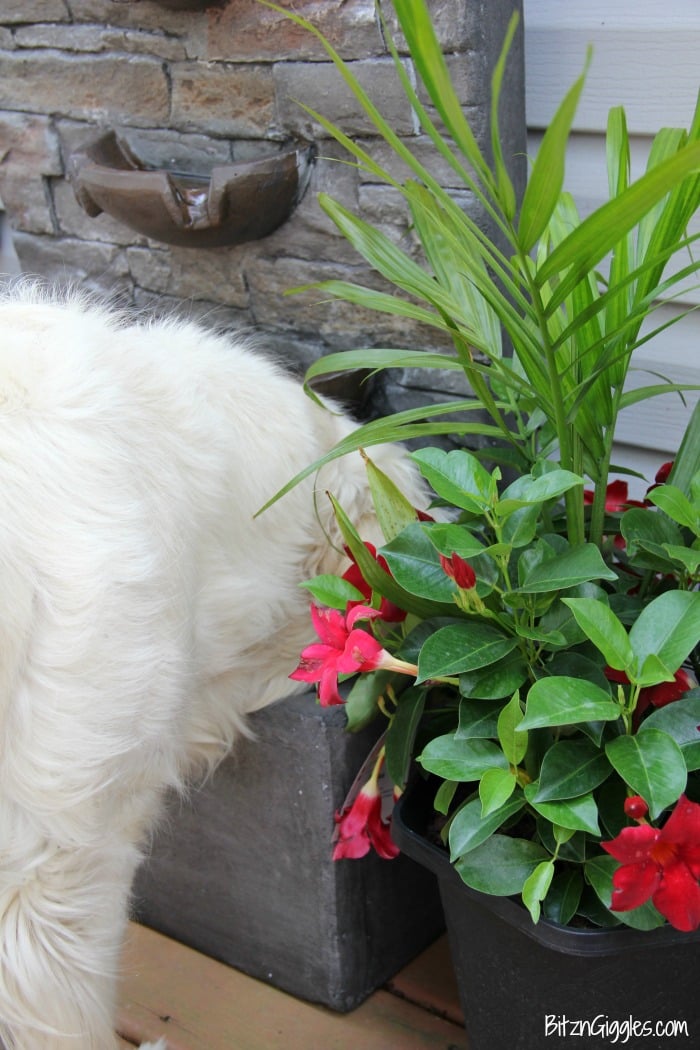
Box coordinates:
[0,288,427,1049]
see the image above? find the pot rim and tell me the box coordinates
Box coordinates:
[392,783,700,958]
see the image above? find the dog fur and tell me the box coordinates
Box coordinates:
[0,287,428,1049]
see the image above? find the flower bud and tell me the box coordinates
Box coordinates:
[439,552,476,590]
[623,795,649,821]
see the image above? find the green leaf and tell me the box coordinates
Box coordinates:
[418,733,509,781]
[496,470,584,516]
[411,447,494,513]
[605,729,687,819]
[635,653,676,689]
[522,860,556,924]
[391,0,490,182]
[497,690,527,765]
[516,544,618,594]
[661,544,700,575]
[259,399,506,511]
[456,697,503,739]
[561,597,634,671]
[489,11,519,219]
[455,835,550,896]
[628,591,700,680]
[519,676,621,730]
[303,346,463,386]
[647,484,700,534]
[433,779,459,816]
[518,54,589,251]
[538,138,700,311]
[530,739,612,802]
[328,495,446,619]
[385,687,427,789]
[417,623,518,682]
[458,654,529,700]
[543,869,583,925]
[514,623,567,648]
[299,574,365,610]
[421,522,486,559]
[363,450,424,542]
[344,670,393,731]
[671,401,700,497]
[640,693,700,771]
[380,523,458,602]
[448,793,525,859]
[621,505,685,562]
[525,789,601,836]
[479,767,517,817]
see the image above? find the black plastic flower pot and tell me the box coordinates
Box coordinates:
[392,781,700,1050]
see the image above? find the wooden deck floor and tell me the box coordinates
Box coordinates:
[117,923,467,1049]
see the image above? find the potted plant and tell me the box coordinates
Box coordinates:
[263,0,700,1044]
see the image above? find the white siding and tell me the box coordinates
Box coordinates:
[523,0,700,491]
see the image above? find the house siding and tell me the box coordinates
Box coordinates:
[524,0,700,485]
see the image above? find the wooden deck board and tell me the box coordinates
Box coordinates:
[118,923,467,1050]
[387,936,464,1027]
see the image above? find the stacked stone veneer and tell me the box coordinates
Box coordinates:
[0,0,524,415]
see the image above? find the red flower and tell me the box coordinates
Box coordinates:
[602,795,700,931]
[624,795,649,821]
[290,605,386,706]
[333,776,399,861]
[655,461,674,485]
[583,479,648,512]
[439,551,476,590]
[290,605,419,706]
[342,542,406,623]
[605,666,693,728]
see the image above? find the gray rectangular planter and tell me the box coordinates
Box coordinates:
[132,690,444,1011]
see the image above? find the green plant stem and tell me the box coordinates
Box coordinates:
[587,385,624,547]
[520,253,586,546]
[588,440,614,548]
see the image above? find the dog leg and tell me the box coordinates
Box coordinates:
[0,838,140,1050]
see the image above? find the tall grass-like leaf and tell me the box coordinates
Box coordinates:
[538,140,700,310]
[256,399,511,513]
[291,281,447,330]
[489,12,520,220]
[635,128,689,279]
[518,53,590,251]
[317,194,515,361]
[389,0,492,186]
[668,401,700,496]
[404,182,503,350]
[604,107,633,386]
[551,233,700,357]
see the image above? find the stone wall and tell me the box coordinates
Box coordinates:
[0,0,525,416]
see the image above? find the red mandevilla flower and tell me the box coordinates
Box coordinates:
[582,479,647,512]
[341,542,406,623]
[289,604,386,706]
[605,666,693,728]
[439,551,476,590]
[290,605,418,707]
[602,795,700,931]
[333,776,399,861]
